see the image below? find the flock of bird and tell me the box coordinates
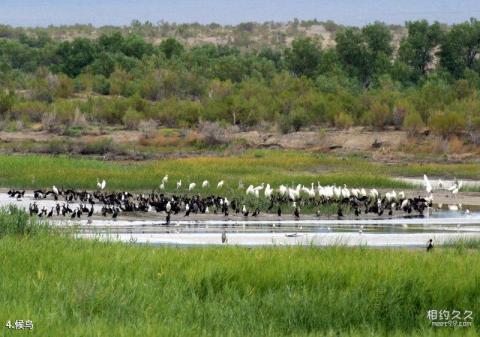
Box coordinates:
[4,174,465,222]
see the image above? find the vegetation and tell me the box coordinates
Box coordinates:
[0,151,478,193]
[1,20,480,141]
[0,227,478,336]
[0,205,51,237]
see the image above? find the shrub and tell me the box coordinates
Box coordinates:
[363,101,391,129]
[92,75,111,95]
[0,90,15,115]
[334,111,353,129]
[80,137,118,155]
[54,74,74,98]
[138,119,158,139]
[122,108,143,130]
[431,111,466,138]
[198,121,228,145]
[41,111,59,132]
[403,110,424,136]
[11,100,48,123]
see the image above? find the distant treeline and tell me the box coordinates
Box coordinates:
[1,19,480,141]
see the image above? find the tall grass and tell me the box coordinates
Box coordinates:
[0,235,478,336]
[0,205,51,237]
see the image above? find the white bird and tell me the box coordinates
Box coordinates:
[341,185,350,199]
[423,175,432,194]
[165,201,171,213]
[97,178,106,190]
[162,175,168,184]
[188,182,196,191]
[217,180,224,189]
[176,180,182,189]
[202,180,209,188]
[159,182,165,190]
[264,184,273,199]
[448,178,463,198]
[52,185,59,195]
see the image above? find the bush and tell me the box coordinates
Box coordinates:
[122,108,143,130]
[431,111,466,138]
[11,100,48,123]
[363,101,392,129]
[0,90,15,116]
[41,111,59,132]
[334,111,353,129]
[139,119,158,139]
[198,121,228,145]
[92,75,111,95]
[80,137,118,155]
[403,110,424,136]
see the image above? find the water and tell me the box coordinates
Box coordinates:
[3,191,480,247]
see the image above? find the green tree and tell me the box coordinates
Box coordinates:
[159,38,184,59]
[440,18,480,78]
[54,38,97,77]
[398,20,443,80]
[336,23,393,87]
[285,38,321,78]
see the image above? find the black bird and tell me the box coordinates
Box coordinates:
[354,207,360,217]
[165,212,171,225]
[47,208,53,218]
[88,205,94,217]
[112,208,118,219]
[426,239,433,252]
[294,207,300,219]
[337,207,343,217]
[277,207,282,217]
[252,208,260,217]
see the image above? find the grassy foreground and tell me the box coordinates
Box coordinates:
[1,237,479,336]
[0,151,479,192]
[0,208,478,337]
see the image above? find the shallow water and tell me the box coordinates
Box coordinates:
[3,192,480,247]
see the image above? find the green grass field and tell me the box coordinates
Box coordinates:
[1,203,479,337]
[0,151,478,193]
[1,233,479,335]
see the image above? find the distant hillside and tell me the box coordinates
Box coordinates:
[0,20,408,50]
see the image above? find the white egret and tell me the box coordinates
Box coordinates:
[423,175,432,194]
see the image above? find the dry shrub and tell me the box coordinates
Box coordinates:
[72,107,88,128]
[198,121,228,145]
[41,112,60,132]
[139,120,158,139]
[447,136,465,153]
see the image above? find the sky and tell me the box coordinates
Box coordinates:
[0,0,479,27]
